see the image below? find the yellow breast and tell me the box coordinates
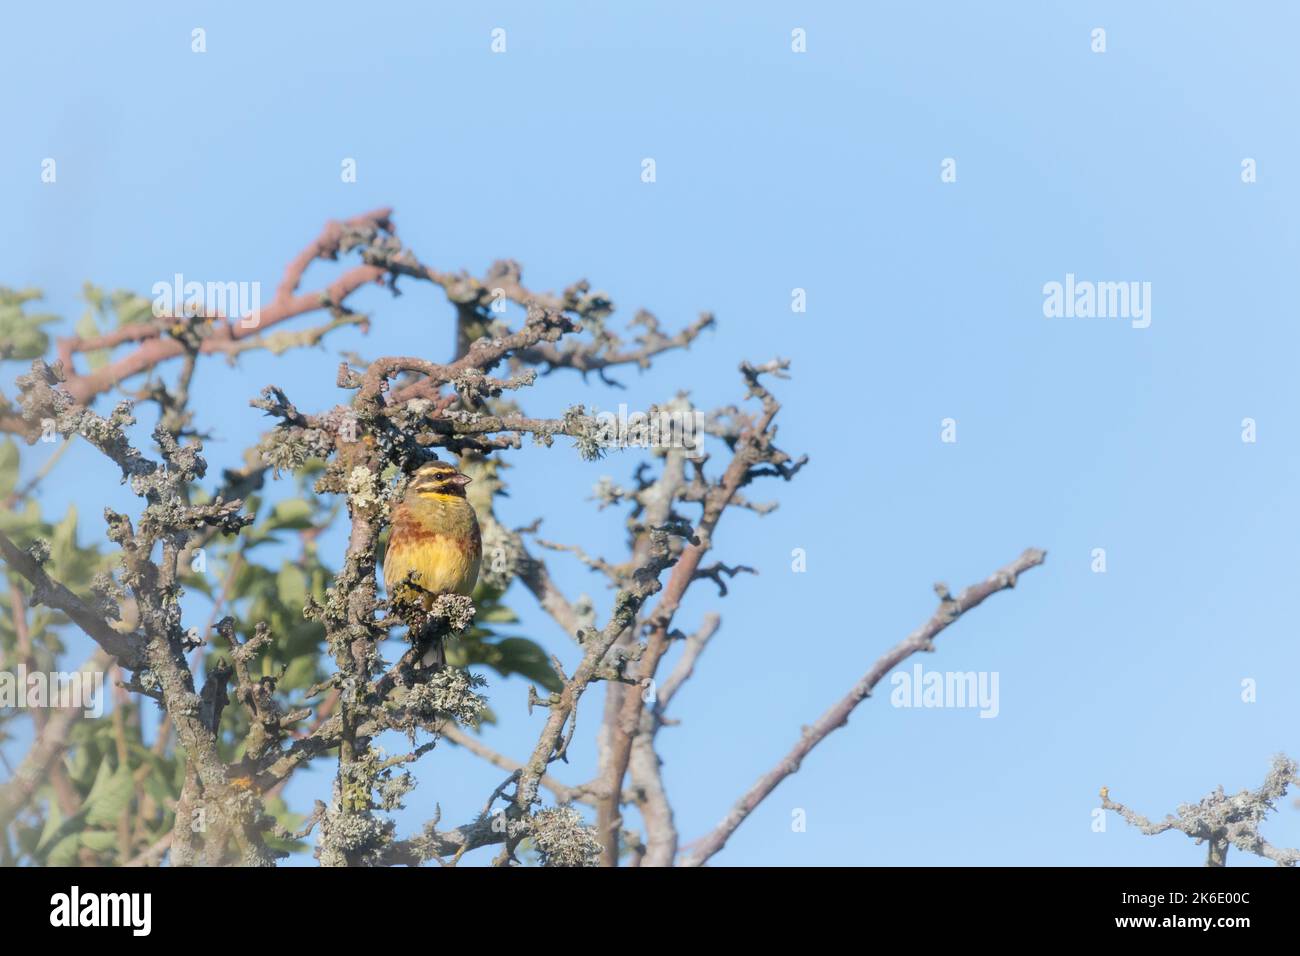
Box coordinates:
[383,492,482,602]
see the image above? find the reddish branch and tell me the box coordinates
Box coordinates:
[54,208,394,404]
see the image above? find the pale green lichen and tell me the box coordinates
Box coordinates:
[529,807,602,867]
[426,592,477,632]
[258,430,309,476]
[393,667,487,729]
[562,405,605,461]
[346,465,385,513]
[320,808,395,866]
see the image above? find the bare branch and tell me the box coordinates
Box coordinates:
[679,548,1047,867]
[438,723,589,806]
[0,531,143,669]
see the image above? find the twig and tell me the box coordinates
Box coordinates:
[1101,755,1300,867]
[679,548,1047,867]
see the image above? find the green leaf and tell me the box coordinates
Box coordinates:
[0,438,18,499]
[0,308,55,360]
[455,636,562,692]
[143,771,174,811]
[263,795,308,855]
[279,654,318,692]
[74,311,110,371]
[478,603,520,624]
[494,637,563,691]
[0,499,41,541]
[36,802,66,853]
[46,833,82,867]
[241,529,283,549]
[266,498,314,531]
[75,310,99,340]
[83,758,135,827]
[181,572,215,598]
[276,562,307,610]
[82,282,105,313]
[49,504,79,569]
[15,820,42,857]
[80,830,120,853]
[112,292,154,326]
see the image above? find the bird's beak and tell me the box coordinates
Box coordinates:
[449,472,472,487]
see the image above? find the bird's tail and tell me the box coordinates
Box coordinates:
[417,592,446,668]
[420,638,446,668]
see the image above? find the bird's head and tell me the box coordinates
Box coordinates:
[407,460,472,499]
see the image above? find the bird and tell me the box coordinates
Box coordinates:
[382,460,482,665]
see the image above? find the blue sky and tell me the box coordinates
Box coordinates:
[3,1,1299,865]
